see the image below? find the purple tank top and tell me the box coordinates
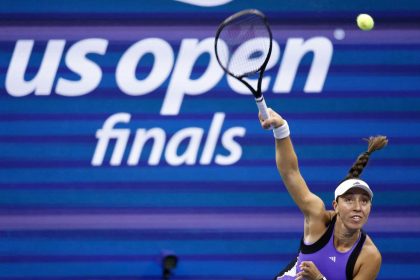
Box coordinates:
[276,216,366,280]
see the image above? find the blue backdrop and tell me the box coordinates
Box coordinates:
[0,0,419,279]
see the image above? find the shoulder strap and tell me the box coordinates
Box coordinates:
[300,215,336,254]
[346,231,367,280]
[273,257,298,280]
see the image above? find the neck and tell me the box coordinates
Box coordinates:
[334,217,361,251]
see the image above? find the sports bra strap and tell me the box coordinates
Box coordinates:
[346,231,367,280]
[300,215,337,254]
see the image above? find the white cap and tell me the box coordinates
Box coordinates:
[334,178,373,200]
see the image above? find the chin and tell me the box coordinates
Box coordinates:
[346,219,367,230]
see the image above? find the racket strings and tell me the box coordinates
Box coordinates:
[216,14,271,77]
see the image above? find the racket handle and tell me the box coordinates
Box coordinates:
[255,96,270,120]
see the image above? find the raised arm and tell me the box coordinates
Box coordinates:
[260,109,328,221]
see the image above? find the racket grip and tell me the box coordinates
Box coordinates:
[255,96,270,120]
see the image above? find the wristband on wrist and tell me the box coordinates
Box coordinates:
[273,120,290,139]
[317,276,326,280]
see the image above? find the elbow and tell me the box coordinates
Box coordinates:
[278,166,301,184]
[276,156,299,177]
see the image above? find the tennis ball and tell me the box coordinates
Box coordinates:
[357,14,374,31]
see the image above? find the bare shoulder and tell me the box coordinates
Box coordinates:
[362,235,382,261]
[353,235,382,279]
[303,210,334,243]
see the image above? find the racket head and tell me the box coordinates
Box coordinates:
[214,9,273,80]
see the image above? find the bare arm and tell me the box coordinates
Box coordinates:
[353,243,382,280]
[260,109,328,220]
[275,137,325,216]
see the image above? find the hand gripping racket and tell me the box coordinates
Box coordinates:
[214,9,273,121]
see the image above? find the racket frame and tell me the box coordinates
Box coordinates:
[214,9,273,120]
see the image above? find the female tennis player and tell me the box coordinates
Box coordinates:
[259,108,387,280]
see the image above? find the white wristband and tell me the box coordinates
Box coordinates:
[273,120,290,139]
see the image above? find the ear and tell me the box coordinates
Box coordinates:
[332,199,338,213]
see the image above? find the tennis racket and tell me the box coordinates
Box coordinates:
[214,9,273,121]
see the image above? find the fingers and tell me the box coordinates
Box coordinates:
[300,261,314,267]
[258,109,273,129]
[259,108,284,129]
[299,261,321,280]
[296,271,308,280]
[261,120,272,129]
[258,108,273,121]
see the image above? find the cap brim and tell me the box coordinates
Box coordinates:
[335,179,373,200]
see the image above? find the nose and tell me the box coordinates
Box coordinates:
[353,199,362,211]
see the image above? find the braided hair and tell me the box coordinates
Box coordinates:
[344,135,388,180]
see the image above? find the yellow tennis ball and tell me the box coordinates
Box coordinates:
[357,14,374,31]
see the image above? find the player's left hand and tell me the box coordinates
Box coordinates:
[296,261,323,280]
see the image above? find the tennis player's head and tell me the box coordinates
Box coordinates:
[333,136,388,229]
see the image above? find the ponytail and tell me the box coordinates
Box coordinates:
[344,136,388,180]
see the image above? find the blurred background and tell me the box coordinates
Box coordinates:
[0,0,419,279]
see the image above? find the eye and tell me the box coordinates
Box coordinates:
[344,197,353,203]
[361,198,370,205]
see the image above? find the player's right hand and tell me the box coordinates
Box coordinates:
[259,108,286,129]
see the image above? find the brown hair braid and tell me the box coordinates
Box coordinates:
[344,135,388,180]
